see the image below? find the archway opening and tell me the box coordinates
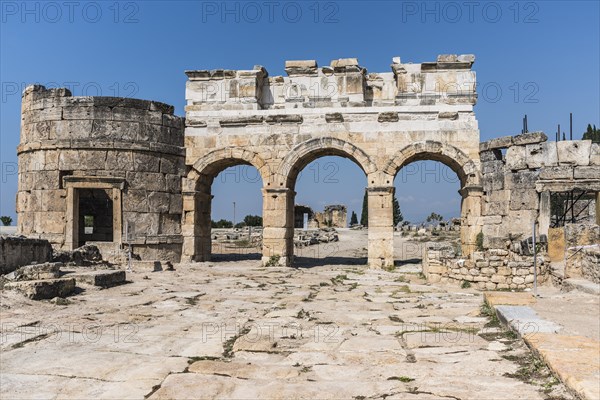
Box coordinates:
[208,163,264,262]
[393,160,463,269]
[290,155,368,268]
[187,156,265,263]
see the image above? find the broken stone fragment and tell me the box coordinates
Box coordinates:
[437,54,458,63]
[330,58,359,68]
[512,131,547,146]
[4,278,75,300]
[557,140,592,165]
[284,60,318,76]
[5,262,62,281]
[457,54,476,63]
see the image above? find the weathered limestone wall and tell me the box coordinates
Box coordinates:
[480,133,600,250]
[0,236,53,274]
[422,133,599,289]
[183,55,482,267]
[17,85,186,262]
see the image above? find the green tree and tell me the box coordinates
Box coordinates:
[211,219,233,228]
[350,211,358,226]
[243,215,263,227]
[583,124,600,143]
[392,193,403,226]
[0,216,12,226]
[360,189,368,226]
[426,212,444,224]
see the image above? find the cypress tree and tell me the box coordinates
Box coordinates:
[360,189,368,226]
[350,211,358,226]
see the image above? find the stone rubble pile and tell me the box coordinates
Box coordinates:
[294,228,339,247]
[1,243,126,300]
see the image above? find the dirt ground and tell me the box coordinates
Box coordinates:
[0,230,575,399]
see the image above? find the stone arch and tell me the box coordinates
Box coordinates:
[181,147,269,263]
[385,141,482,258]
[188,147,271,186]
[383,141,479,187]
[279,137,377,188]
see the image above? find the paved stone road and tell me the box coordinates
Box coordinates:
[0,232,574,399]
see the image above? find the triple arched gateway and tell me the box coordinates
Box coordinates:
[181,56,482,267]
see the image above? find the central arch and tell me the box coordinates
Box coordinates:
[262,138,377,266]
[279,137,377,188]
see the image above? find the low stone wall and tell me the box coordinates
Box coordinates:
[423,242,548,290]
[0,236,53,274]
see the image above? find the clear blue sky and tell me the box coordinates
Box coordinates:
[1,1,598,224]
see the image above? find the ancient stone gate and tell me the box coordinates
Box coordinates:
[182,55,482,267]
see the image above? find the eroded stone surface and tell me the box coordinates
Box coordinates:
[0,237,574,399]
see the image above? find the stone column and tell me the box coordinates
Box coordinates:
[459,185,483,256]
[538,191,551,237]
[181,183,212,262]
[367,186,394,269]
[65,187,79,250]
[262,188,294,266]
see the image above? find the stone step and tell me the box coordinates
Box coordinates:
[562,278,600,295]
[63,270,126,288]
[3,278,75,300]
[4,262,62,281]
[494,305,562,334]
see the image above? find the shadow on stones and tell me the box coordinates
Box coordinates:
[293,256,368,268]
[211,252,262,262]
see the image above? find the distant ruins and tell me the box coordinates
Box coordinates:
[294,205,347,228]
[14,55,600,287]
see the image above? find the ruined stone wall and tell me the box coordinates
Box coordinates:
[0,236,53,274]
[480,133,599,250]
[17,85,186,262]
[312,205,347,228]
[422,133,599,289]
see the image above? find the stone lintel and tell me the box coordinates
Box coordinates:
[535,179,600,193]
[63,176,126,189]
[513,131,547,146]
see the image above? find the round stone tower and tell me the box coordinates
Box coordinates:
[17,85,186,262]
